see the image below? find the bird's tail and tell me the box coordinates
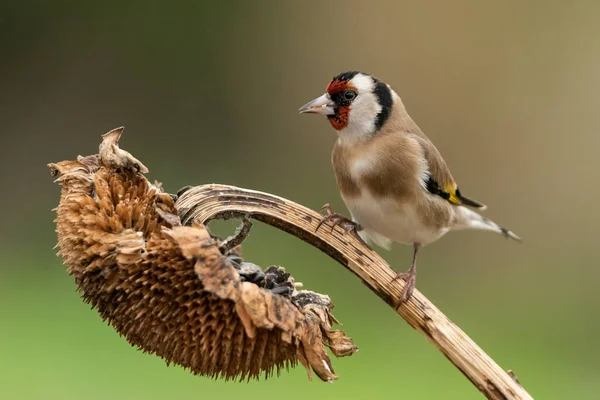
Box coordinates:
[455,207,522,242]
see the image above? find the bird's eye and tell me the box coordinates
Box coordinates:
[343,90,357,101]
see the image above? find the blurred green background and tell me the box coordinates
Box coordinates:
[1,1,599,399]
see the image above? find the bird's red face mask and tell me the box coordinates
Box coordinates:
[299,73,359,131]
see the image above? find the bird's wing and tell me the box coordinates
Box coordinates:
[412,134,487,210]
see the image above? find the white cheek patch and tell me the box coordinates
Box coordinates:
[338,74,382,141]
[349,93,381,134]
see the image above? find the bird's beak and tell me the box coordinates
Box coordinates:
[299,93,335,116]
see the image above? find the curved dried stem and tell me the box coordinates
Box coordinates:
[176,185,533,400]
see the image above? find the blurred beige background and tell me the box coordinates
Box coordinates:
[1,1,599,399]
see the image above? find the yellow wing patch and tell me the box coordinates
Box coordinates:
[446,183,487,209]
[426,177,486,209]
[444,184,461,205]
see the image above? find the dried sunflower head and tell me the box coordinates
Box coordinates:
[49,127,357,382]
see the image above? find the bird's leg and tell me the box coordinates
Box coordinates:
[395,244,420,304]
[315,203,366,243]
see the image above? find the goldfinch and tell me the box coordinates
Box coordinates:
[299,71,520,304]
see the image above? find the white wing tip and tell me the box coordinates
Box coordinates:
[502,228,522,242]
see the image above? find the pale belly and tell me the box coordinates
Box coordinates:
[343,192,449,249]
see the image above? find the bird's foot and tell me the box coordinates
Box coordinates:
[394,267,417,305]
[316,203,363,238]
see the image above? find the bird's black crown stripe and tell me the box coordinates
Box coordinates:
[331,71,360,82]
[373,78,393,131]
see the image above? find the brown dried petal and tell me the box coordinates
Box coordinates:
[99,127,148,173]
